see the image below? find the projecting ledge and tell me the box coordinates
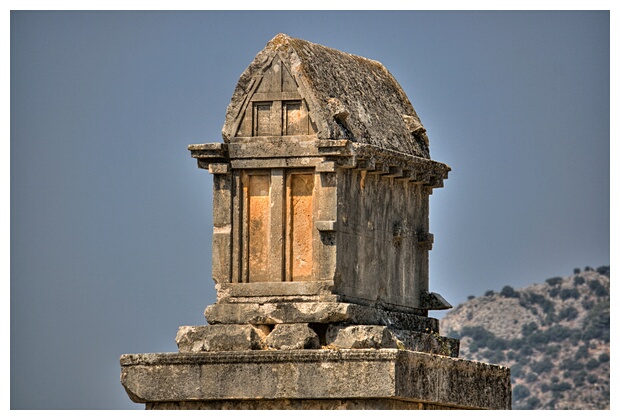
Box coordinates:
[217,281,335,298]
[120,349,511,409]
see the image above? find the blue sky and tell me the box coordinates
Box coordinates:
[9,9,610,409]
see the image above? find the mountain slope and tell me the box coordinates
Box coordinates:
[440,266,610,410]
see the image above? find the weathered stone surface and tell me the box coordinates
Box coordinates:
[326,325,398,349]
[120,349,511,409]
[120,33,509,411]
[187,33,452,314]
[229,157,323,169]
[176,323,458,357]
[147,399,459,410]
[222,34,431,159]
[175,325,266,352]
[324,325,459,357]
[392,329,460,358]
[204,302,438,332]
[219,295,340,304]
[265,324,320,350]
[336,170,428,309]
[227,139,319,159]
[216,281,335,303]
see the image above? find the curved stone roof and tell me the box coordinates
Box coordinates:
[222,34,431,159]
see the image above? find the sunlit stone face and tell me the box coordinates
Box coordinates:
[241,169,315,283]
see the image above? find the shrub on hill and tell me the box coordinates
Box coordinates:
[500,285,519,298]
[588,280,607,297]
[545,277,563,287]
[558,306,578,321]
[559,288,580,300]
[596,265,610,277]
[581,299,610,342]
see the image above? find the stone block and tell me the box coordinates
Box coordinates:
[326,325,398,349]
[211,232,231,284]
[228,139,319,159]
[315,220,337,232]
[175,325,266,352]
[324,325,459,356]
[204,302,438,332]
[230,157,322,169]
[120,349,512,409]
[212,174,232,227]
[216,281,334,301]
[208,163,230,174]
[392,329,460,358]
[265,324,320,350]
[316,161,337,172]
[146,399,457,410]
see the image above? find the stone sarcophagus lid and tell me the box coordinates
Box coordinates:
[189,33,451,315]
[120,34,512,410]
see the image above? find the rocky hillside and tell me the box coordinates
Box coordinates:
[440,266,610,410]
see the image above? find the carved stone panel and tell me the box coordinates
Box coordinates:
[245,172,271,282]
[253,103,273,137]
[236,169,317,284]
[286,171,314,281]
[234,55,315,138]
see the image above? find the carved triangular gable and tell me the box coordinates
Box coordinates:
[234,54,316,138]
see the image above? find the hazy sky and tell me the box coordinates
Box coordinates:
[10,10,610,409]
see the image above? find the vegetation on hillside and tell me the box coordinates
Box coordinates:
[440,265,610,410]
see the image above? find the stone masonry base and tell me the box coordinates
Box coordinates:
[120,349,511,410]
[147,399,459,410]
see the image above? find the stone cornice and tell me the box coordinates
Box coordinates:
[188,140,450,188]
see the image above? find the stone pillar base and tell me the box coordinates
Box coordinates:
[147,399,459,410]
[120,349,511,410]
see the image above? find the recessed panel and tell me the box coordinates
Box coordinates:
[256,56,282,93]
[248,174,271,282]
[254,102,272,136]
[287,173,314,281]
[282,64,297,92]
[284,101,303,135]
